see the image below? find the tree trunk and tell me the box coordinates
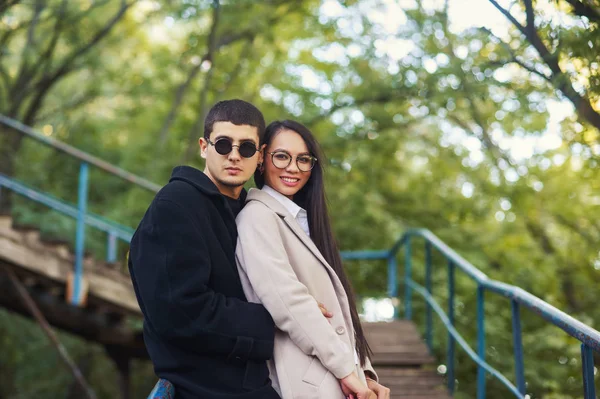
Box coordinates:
[524,218,581,311]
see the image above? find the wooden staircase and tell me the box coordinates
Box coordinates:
[0,213,146,357]
[363,321,451,399]
[2,212,452,398]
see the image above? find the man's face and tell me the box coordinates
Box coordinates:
[200,121,263,198]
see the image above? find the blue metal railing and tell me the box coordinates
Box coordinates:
[0,174,134,245]
[0,173,136,303]
[341,228,600,399]
[1,115,158,305]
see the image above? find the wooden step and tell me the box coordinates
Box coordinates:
[364,321,435,367]
[371,352,436,366]
[388,394,451,399]
[0,215,11,230]
[363,321,450,398]
[0,226,140,314]
[376,368,446,387]
[374,368,451,398]
[39,236,72,260]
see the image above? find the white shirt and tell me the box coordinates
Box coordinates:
[261,185,360,366]
[262,185,310,237]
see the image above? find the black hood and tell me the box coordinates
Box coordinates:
[169,165,247,202]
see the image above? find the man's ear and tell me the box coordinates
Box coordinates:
[199,137,208,159]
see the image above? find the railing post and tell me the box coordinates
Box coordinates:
[447,259,455,394]
[404,235,412,320]
[107,232,117,263]
[477,285,486,399]
[425,240,433,352]
[511,299,526,395]
[387,254,398,319]
[581,343,596,399]
[72,162,89,306]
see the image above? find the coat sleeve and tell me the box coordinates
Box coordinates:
[129,198,274,361]
[363,357,378,382]
[235,205,355,379]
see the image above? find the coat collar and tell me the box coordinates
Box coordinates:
[261,185,305,220]
[246,188,330,270]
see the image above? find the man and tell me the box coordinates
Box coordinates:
[129,99,280,398]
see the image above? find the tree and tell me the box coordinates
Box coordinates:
[0,0,136,211]
[1,0,599,397]
[485,0,600,137]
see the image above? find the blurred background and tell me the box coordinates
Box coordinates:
[0,0,598,398]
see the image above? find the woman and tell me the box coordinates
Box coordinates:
[235,120,390,399]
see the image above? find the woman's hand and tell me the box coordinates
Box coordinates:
[366,377,390,399]
[317,302,333,318]
[340,372,376,399]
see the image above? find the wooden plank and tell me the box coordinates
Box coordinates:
[363,321,421,331]
[364,322,451,397]
[374,367,451,398]
[0,269,147,359]
[389,394,451,399]
[0,215,12,230]
[371,353,436,366]
[378,375,447,388]
[0,223,22,242]
[387,391,449,395]
[0,230,140,315]
[371,344,432,353]
[374,368,442,377]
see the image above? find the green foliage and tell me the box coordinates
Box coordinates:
[0,0,599,398]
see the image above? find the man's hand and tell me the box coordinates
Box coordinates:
[340,372,376,399]
[366,377,390,399]
[318,302,333,318]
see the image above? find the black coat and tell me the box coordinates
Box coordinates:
[129,166,279,399]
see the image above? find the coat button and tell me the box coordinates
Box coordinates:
[336,326,346,335]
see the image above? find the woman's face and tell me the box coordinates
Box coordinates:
[263,129,313,199]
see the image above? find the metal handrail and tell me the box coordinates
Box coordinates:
[341,228,599,399]
[0,174,134,243]
[0,115,161,192]
[1,114,160,305]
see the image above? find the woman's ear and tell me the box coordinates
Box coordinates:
[258,144,267,164]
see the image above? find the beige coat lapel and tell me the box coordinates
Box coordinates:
[244,189,370,380]
[247,189,354,336]
[247,189,337,279]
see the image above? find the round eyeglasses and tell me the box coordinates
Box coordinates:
[207,138,260,158]
[268,151,317,172]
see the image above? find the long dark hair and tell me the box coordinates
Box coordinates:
[254,120,372,366]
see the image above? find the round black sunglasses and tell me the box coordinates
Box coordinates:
[207,138,260,158]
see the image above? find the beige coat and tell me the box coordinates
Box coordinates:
[236,189,377,399]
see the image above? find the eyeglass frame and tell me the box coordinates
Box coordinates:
[206,137,261,158]
[266,150,318,172]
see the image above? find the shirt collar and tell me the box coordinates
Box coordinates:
[261,185,305,219]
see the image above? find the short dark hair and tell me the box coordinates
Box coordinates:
[204,99,266,141]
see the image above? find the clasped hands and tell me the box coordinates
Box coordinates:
[317,303,390,399]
